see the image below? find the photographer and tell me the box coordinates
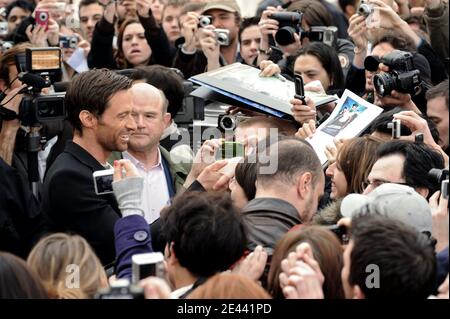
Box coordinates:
[172,0,242,77]
[257,0,354,79]
[88,0,173,70]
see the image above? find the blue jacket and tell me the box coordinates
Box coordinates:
[114,215,153,280]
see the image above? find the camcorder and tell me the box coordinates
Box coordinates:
[301,26,338,48]
[95,279,145,299]
[364,50,422,97]
[59,35,78,49]
[15,48,65,126]
[269,11,303,46]
[358,0,374,18]
[218,114,250,131]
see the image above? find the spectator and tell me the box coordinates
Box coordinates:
[423,0,449,64]
[238,17,261,66]
[172,0,242,77]
[27,233,108,299]
[160,191,247,298]
[267,226,345,299]
[229,159,257,211]
[0,252,48,299]
[363,139,445,198]
[341,183,433,234]
[242,137,325,253]
[41,69,136,266]
[341,212,436,299]
[4,0,34,36]
[326,136,383,200]
[161,0,187,45]
[426,79,449,153]
[78,0,104,43]
[188,273,271,299]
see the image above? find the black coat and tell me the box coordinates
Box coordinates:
[41,141,121,265]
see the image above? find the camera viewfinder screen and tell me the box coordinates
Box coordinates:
[30,49,61,71]
[94,174,113,194]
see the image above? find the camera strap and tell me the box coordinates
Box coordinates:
[0,105,19,121]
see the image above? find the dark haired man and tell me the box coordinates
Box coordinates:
[363,139,445,198]
[160,192,247,298]
[41,69,137,265]
[426,79,449,154]
[4,0,34,37]
[341,212,436,299]
[238,17,261,66]
[79,0,104,43]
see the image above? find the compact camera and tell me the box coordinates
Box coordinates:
[358,1,374,18]
[214,28,230,46]
[301,26,338,48]
[0,21,8,36]
[92,168,114,195]
[387,119,401,139]
[59,35,78,49]
[95,279,145,299]
[35,9,49,31]
[198,15,214,28]
[131,252,166,284]
[269,11,303,46]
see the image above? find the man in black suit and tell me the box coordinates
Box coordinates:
[41,69,137,266]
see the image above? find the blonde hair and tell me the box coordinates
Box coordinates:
[188,273,272,299]
[27,233,107,299]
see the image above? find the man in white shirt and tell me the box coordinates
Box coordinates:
[124,82,172,224]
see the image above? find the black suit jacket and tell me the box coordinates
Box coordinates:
[41,141,121,265]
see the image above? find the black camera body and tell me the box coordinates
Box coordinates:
[367,50,422,97]
[19,92,66,126]
[270,11,303,46]
[301,26,337,48]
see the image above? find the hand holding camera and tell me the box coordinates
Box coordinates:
[258,6,282,48]
[348,13,368,55]
[429,184,449,253]
[199,26,222,71]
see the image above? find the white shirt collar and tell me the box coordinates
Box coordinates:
[123,149,163,171]
[170,284,194,299]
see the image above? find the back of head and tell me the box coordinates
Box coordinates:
[0,252,48,299]
[234,158,258,201]
[376,140,445,197]
[188,273,271,299]
[27,233,107,299]
[0,42,32,85]
[257,137,322,190]
[65,68,132,134]
[267,226,344,299]
[237,116,298,137]
[336,135,383,194]
[426,79,449,109]
[349,212,436,299]
[131,65,185,118]
[160,192,247,278]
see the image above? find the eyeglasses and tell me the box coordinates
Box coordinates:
[361,180,409,191]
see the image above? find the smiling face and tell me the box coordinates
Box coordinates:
[122,22,152,66]
[294,54,331,91]
[326,161,348,199]
[95,89,137,152]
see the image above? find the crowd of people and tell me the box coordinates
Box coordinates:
[0,0,448,300]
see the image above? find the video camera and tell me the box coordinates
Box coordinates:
[364,50,422,97]
[15,47,65,126]
[428,168,449,200]
[269,11,303,46]
[301,26,338,48]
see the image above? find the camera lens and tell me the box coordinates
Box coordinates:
[275,27,297,46]
[220,115,236,130]
[39,12,48,21]
[374,73,395,97]
[217,33,228,46]
[198,16,211,28]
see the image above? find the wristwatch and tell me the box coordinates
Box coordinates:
[258,47,272,55]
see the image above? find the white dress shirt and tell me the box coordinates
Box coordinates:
[123,150,170,224]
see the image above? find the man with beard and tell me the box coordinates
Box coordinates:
[41,69,137,266]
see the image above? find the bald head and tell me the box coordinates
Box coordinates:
[131,82,168,114]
